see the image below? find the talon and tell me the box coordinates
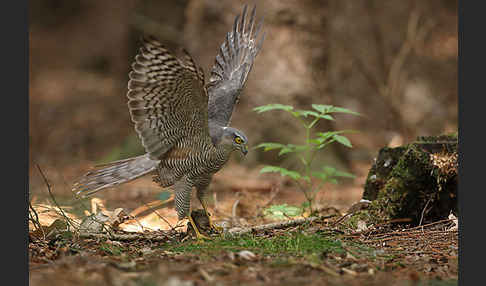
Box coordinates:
[195,232,211,240]
[209,220,223,234]
[188,213,211,240]
[205,210,223,234]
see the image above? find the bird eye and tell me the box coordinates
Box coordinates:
[234,137,243,144]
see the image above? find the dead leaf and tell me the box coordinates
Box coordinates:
[30,218,69,240]
[342,267,358,276]
[238,250,257,261]
[356,220,368,232]
[448,213,458,231]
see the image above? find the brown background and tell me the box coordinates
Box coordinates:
[29,0,457,210]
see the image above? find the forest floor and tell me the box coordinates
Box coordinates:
[28,163,458,286]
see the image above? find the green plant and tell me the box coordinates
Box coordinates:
[253,103,360,214]
[263,204,304,220]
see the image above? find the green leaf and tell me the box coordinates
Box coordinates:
[311,171,328,182]
[314,131,358,149]
[260,166,303,180]
[254,142,287,152]
[327,106,361,116]
[253,104,294,113]
[333,135,353,148]
[312,131,341,148]
[321,166,356,179]
[292,110,320,118]
[317,114,335,121]
[315,131,343,142]
[256,143,307,156]
[332,170,356,178]
[278,148,294,156]
[280,144,309,156]
[301,201,311,208]
[322,166,337,174]
[311,104,361,116]
[329,178,339,184]
[312,166,355,184]
[263,204,303,219]
[311,104,333,114]
[291,144,309,153]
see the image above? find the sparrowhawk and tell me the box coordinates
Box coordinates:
[73,4,265,239]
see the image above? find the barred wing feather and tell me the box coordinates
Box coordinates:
[206,4,265,127]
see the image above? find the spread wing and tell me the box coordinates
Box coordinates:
[206,4,265,127]
[127,36,209,161]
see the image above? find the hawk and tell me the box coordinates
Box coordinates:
[73,4,265,239]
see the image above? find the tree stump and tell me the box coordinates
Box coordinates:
[361,134,458,225]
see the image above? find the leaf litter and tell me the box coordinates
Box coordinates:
[29,165,457,286]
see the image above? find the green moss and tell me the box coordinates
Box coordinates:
[344,210,382,229]
[161,231,347,257]
[362,146,407,200]
[371,145,436,221]
[99,242,125,256]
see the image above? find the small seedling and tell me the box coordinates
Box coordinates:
[254,103,360,214]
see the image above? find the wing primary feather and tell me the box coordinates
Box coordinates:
[225,32,234,70]
[256,30,266,54]
[240,4,248,35]
[253,17,264,45]
[206,5,265,128]
[220,39,230,74]
[248,5,257,40]
[233,14,240,64]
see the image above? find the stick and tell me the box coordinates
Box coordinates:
[143,201,175,230]
[78,231,172,242]
[36,164,78,230]
[226,214,337,236]
[76,215,338,242]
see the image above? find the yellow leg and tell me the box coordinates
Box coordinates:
[187,212,210,240]
[199,198,223,233]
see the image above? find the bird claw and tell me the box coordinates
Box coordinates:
[195,231,211,240]
[209,222,223,234]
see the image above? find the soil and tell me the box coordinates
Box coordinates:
[29,163,458,286]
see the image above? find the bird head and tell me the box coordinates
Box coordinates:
[221,127,248,155]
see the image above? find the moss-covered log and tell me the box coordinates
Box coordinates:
[361,134,458,225]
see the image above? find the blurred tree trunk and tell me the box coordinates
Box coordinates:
[183,0,351,169]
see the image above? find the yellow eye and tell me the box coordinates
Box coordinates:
[234,137,243,144]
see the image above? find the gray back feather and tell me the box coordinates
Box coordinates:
[206,4,265,129]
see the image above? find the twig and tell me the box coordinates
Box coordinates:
[36,164,78,230]
[143,201,175,230]
[227,215,336,236]
[331,213,353,227]
[77,215,339,242]
[344,218,413,237]
[419,197,433,226]
[130,198,174,218]
[406,218,454,231]
[231,198,240,225]
[212,192,218,212]
[29,199,42,230]
[78,231,171,242]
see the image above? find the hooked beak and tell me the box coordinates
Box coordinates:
[241,144,248,156]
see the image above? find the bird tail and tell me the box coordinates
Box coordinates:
[73,154,159,197]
